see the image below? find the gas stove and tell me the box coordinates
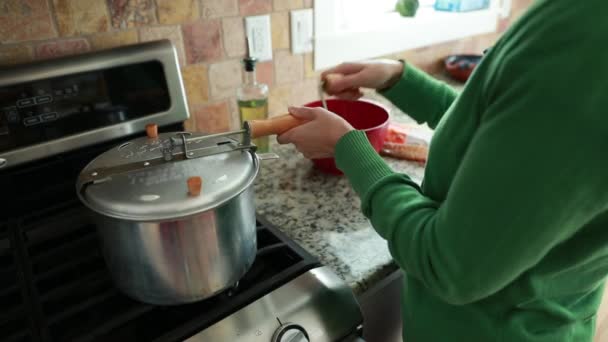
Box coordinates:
[0,41,363,342]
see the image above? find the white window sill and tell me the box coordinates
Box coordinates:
[314,7,499,70]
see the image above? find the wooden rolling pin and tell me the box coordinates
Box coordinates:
[146,113,305,140]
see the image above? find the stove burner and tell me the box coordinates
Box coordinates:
[226,281,240,297]
[0,200,318,342]
[0,43,348,341]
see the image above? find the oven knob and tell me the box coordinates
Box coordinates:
[272,324,309,342]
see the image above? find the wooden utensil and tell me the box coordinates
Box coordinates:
[248,114,304,139]
[144,113,305,150]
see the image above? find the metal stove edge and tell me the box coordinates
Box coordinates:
[184,266,363,342]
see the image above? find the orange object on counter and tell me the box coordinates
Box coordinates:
[381,123,432,163]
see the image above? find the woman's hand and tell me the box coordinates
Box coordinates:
[277,106,354,159]
[322,59,404,100]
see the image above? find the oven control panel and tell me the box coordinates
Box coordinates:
[0,61,170,154]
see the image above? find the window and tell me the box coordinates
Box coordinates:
[336,0,396,31]
[337,0,436,30]
[314,0,502,70]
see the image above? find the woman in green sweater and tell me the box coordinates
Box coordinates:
[277,1,608,341]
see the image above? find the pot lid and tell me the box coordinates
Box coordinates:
[77,130,259,221]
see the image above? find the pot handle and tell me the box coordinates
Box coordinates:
[257,153,280,161]
[248,114,305,138]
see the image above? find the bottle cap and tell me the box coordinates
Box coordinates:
[243,57,257,72]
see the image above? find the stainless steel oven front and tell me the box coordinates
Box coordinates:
[0,39,189,170]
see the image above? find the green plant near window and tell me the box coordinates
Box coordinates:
[396,0,420,17]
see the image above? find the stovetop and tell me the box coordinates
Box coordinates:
[0,43,362,342]
[0,131,319,342]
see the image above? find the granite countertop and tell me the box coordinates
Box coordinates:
[254,143,425,295]
[253,73,463,295]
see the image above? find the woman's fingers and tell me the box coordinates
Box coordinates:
[324,73,364,94]
[334,89,364,101]
[322,62,367,94]
[288,106,318,120]
[277,106,354,159]
[276,129,294,144]
[321,62,364,79]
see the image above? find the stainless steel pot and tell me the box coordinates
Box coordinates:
[77,128,274,305]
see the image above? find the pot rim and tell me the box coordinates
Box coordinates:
[77,150,261,222]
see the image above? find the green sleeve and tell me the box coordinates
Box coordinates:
[335,78,607,305]
[379,62,458,129]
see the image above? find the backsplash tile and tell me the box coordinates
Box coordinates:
[289,79,318,108]
[222,17,247,58]
[35,38,90,59]
[202,0,239,19]
[268,85,290,117]
[273,0,304,11]
[257,61,274,87]
[239,0,272,16]
[228,99,241,130]
[193,101,232,133]
[208,59,242,99]
[183,19,223,64]
[275,50,304,85]
[271,12,289,50]
[108,0,157,29]
[182,64,210,105]
[53,0,110,36]
[0,0,56,42]
[156,0,199,25]
[0,45,34,65]
[139,25,186,65]
[89,30,138,51]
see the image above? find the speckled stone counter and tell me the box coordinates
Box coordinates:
[253,142,425,295]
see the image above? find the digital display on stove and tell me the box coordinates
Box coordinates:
[0,61,171,153]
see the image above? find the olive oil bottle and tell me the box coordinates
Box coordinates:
[236,57,269,152]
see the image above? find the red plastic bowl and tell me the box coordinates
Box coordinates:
[304,99,390,175]
[444,54,482,82]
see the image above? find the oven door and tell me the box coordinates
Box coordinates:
[357,270,404,342]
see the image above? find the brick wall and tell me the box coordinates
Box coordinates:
[0,0,532,133]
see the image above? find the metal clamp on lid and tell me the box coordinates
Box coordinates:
[77,123,257,189]
[167,122,255,161]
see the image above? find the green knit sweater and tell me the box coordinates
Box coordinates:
[334,1,608,341]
